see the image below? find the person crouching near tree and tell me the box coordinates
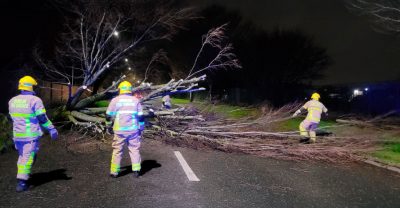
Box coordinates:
[292,92,328,144]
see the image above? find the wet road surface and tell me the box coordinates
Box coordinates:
[1,139,400,208]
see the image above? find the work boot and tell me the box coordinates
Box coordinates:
[110,173,119,178]
[16,179,29,192]
[132,171,140,178]
[299,137,310,144]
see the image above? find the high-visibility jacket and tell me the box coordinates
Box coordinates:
[106,94,144,135]
[302,100,328,123]
[9,94,54,141]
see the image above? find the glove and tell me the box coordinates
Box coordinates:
[106,126,114,135]
[292,110,301,117]
[49,128,58,140]
[148,108,155,117]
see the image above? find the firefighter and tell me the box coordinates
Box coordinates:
[9,76,58,192]
[106,81,145,178]
[292,92,328,143]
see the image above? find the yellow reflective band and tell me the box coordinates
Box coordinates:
[17,164,31,174]
[25,118,31,133]
[111,163,121,173]
[41,120,52,128]
[10,113,35,118]
[26,152,35,166]
[13,132,41,138]
[35,109,46,116]
[132,163,141,171]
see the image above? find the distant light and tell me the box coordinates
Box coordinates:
[353,89,363,96]
[128,67,132,71]
[365,88,369,91]
[137,80,140,83]
[124,58,128,62]
[113,31,119,37]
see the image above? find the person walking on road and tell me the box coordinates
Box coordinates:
[292,92,328,143]
[106,81,145,178]
[9,76,58,192]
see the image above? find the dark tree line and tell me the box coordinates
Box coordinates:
[164,5,332,105]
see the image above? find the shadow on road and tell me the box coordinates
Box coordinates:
[119,160,162,177]
[30,169,72,188]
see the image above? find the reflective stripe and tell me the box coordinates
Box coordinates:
[35,109,46,116]
[27,152,35,166]
[139,121,145,126]
[17,164,30,174]
[120,86,132,91]
[10,113,35,118]
[116,102,136,107]
[117,110,138,114]
[14,132,41,137]
[132,163,141,171]
[41,120,52,128]
[110,163,120,173]
[106,111,116,116]
[138,112,143,116]
[25,118,31,133]
[105,121,112,125]
[117,125,138,131]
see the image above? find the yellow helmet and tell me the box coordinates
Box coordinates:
[118,81,132,94]
[18,76,38,92]
[311,92,321,100]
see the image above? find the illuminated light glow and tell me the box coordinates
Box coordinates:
[128,67,132,71]
[113,31,119,37]
[124,58,128,62]
[365,88,369,91]
[353,89,363,96]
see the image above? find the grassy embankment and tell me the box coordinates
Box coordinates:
[372,134,400,165]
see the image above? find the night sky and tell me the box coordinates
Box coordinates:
[0,0,399,111]
[187,0,400,85]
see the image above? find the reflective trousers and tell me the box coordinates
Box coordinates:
[15,140,39,180]
[299,120,318,143]
[110,134,141,174]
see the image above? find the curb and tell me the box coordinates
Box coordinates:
[363,159,400,174]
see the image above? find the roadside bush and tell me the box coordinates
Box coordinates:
[0,113,13,152]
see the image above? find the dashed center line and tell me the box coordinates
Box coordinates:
[174,151,200,182]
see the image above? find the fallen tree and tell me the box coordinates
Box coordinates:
[35,0,241,138]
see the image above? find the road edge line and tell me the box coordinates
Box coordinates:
[174,151,200,182]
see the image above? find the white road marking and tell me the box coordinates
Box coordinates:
[174,151,200,182]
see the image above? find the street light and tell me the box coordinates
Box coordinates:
[128,67,132,71]
[113,31,119,37]
[124,58,128,62]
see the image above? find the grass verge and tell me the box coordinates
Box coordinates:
[372,134,400,165]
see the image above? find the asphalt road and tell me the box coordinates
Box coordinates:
[1,138,400,208]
